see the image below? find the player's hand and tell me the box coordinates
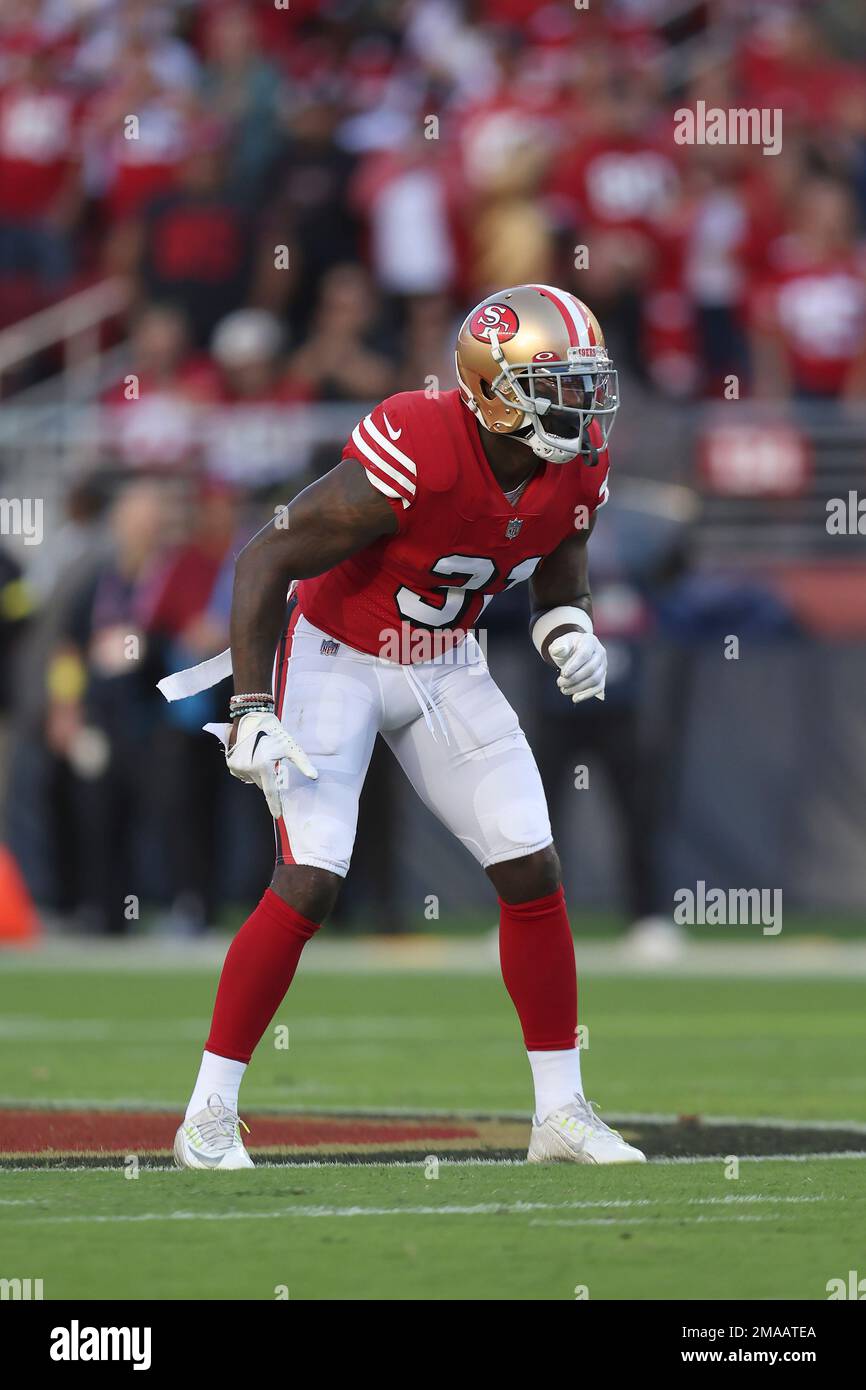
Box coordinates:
[225,711,317,819]
[548,632,607,703]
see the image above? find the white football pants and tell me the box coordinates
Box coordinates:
[273,615,553,877]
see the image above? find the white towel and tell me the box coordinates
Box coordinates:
[157,647,233,702]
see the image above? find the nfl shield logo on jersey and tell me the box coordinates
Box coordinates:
[505,517,523,540]
[320,638,340,656]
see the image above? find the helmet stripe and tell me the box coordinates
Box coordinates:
[530,284,590,349]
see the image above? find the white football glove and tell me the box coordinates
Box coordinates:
[225,711,317,819]
[549,632,607,704]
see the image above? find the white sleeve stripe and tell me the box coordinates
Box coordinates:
[361,414,418,475]
[351,426,416,495]
[364,469,410,508]
[365,468,399,497]
[366,458,414,500]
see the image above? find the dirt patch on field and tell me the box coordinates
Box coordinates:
[1,1107,864,1167]
[0,1108,526,1166]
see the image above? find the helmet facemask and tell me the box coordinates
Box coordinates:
[487,334,619,464]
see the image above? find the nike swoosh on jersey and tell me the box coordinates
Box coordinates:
[382,412,402,440]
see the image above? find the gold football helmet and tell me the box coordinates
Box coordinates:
[455,284,619,464]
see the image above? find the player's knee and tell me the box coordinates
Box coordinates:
[486,844,562,904]
[270,863,342,925]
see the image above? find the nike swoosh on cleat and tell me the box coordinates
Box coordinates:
[382,412,402,440]
[190,1148,229,1167]
[177,1129,228,1168]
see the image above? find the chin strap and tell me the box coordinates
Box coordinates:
[510,416,598,466]
[511,423,581,465]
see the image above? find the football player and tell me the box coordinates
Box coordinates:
[166,284,646,1168]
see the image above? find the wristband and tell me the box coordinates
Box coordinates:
[531,605,593,657]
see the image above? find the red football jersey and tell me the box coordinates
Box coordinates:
[296,389,610,662]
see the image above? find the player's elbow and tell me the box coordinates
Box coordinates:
[235,514,325,590]
[234,525,291,593]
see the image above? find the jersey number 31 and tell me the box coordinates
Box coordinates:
[396,553,543,628]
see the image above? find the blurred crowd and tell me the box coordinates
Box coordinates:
[1,0,865,934]
[1,0,865,406]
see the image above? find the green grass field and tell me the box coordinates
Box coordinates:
[3,1160,863,1301]
[1,957,864,1300]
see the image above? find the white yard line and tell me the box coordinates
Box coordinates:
[5,1193,835,1226]
[3,936,866,977]
[0,1016,455,1043]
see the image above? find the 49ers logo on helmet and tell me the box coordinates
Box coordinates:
[469,303,519,343]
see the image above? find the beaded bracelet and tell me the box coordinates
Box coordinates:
[229,692,275,720]
[229,706,274,721]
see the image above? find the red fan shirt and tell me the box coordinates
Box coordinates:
[755,246,866,396]
[0,81,80,219]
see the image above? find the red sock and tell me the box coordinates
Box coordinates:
[498,885,577,1051]
[205,889,320,1063]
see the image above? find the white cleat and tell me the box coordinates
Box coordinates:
[528,1094,646,1165]
[173,1094,254,1170]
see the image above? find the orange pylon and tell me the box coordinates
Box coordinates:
[0,845,39,943]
